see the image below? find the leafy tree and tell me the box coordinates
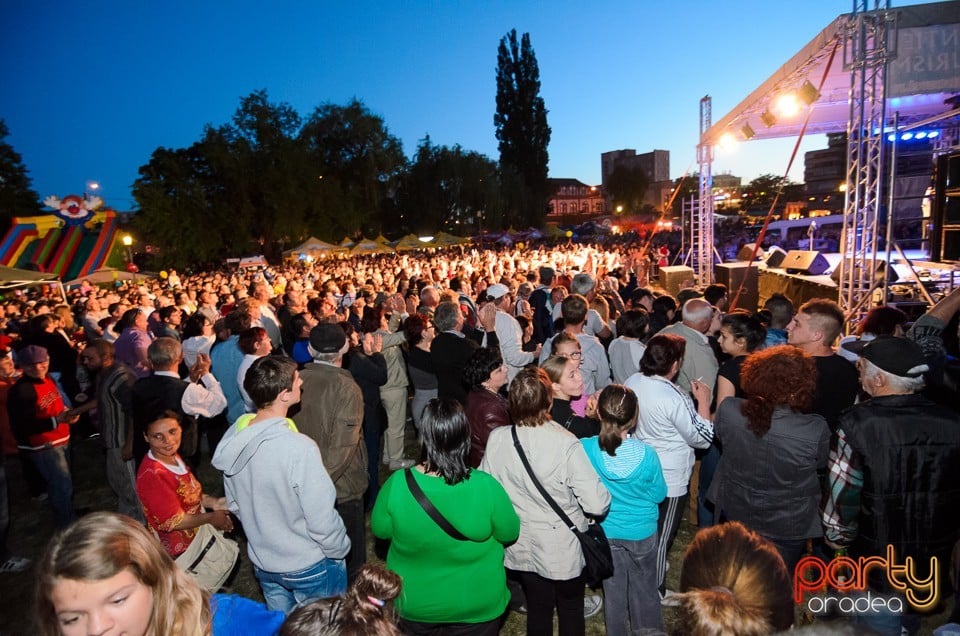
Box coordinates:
[300,99,406,237]
[494,29,551,228]
[134,91,312,265]
[605,163,649,214]
[741,173,792,211]
[399,136,500,234]
[0,119,42,228]
[132,143,229,269]
[228,91,313,255]
[670,173,700,217]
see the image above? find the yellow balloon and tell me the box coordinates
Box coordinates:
[565,230,573,238]
[159,270,168,279]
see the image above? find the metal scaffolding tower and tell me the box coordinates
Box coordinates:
[837,0,897,327]
[693,96,715,287]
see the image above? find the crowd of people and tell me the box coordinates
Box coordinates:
[1,240,958,635]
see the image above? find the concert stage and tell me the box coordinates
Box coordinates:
[730,249,946,314]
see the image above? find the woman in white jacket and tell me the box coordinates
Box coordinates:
[623,333,713,603]
[481,367,610,636]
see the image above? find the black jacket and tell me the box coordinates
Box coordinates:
[431,329,498,405]
[840,393,960,565]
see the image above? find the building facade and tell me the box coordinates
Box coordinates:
[546,178,606,220]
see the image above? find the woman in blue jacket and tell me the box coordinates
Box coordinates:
[582,385,667,635]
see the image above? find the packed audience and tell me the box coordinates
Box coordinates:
[1,240,958,635]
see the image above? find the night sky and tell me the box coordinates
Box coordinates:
[0,0,931,210]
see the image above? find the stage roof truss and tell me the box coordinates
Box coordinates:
[695,96,716,286]
[696,1,959,329]
[838,3,897,327]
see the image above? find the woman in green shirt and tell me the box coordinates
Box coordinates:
[371,398,520,634]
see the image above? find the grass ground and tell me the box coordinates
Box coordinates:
[1,425,953,635]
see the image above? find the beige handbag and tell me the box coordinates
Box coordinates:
[175,523,239,591]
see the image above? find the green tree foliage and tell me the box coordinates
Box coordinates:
[494,29,551,229]
[133,93,406,266]
[399,136,500,234]
[670,173,700,217]
[741,173,792,211]
[300,99,406,237]
[0,119,42,228]
[606,163,649,214]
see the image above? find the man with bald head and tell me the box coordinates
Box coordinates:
[418,286,440,313]
[657,298,719,393]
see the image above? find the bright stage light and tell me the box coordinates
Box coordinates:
[929,130,939,138]
[888,134,897,142]
[915,131,928,139]
[902,132,914,140]
[718,133,738,152]
[774,93,800,118]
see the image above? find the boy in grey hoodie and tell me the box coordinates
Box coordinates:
[212,356,350,613]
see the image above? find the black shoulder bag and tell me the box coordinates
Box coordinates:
[404,468,469,541]
[510,426,614,586]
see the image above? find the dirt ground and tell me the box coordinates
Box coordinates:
[1,427,953,635]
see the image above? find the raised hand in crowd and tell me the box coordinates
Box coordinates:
[479,303,497,332]
[190,352,212,382]
[362,332,383,355]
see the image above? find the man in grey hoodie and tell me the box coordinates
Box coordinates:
[212,355,350,613]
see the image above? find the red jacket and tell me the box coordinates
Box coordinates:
[6,375,70,451]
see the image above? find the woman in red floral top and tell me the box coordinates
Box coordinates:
[136,410,233,557]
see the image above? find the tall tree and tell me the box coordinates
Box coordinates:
[228,90,312,256]
[0,119,42,228]
[494,29,551,228]
[399,136,500,234]
[741,173,793,211]
[300,99,406,237]
[606,163,649,215]
[133,91,311,265]
[670,173,700,217]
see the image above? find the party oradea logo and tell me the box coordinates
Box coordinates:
[794,546,939,616]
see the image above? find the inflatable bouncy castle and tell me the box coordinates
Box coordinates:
[0,194,122,280]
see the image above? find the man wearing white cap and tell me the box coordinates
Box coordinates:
[487,284,540,384]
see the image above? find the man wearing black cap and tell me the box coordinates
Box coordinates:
[6,345,79,527]
[293,322,366,583]
[823,336,960,634]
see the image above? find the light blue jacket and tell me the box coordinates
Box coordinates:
[581,435,666,541]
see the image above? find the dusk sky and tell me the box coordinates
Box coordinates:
[1,0,930,210]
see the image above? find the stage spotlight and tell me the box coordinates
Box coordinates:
[887,133,897,142]
[718,132,738,151]
[915,131,928,139]
[775,93,800,118]
[929,130,940,138]
[902,132,914,140]
[799,80,820,105]
[740,123,756,140]
[760,110,777,127]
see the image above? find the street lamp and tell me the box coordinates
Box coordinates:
[121,234,133,264]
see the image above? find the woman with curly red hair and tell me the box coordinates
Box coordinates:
[706,344,829,576]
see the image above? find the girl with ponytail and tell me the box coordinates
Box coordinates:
[581,384,668,634]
